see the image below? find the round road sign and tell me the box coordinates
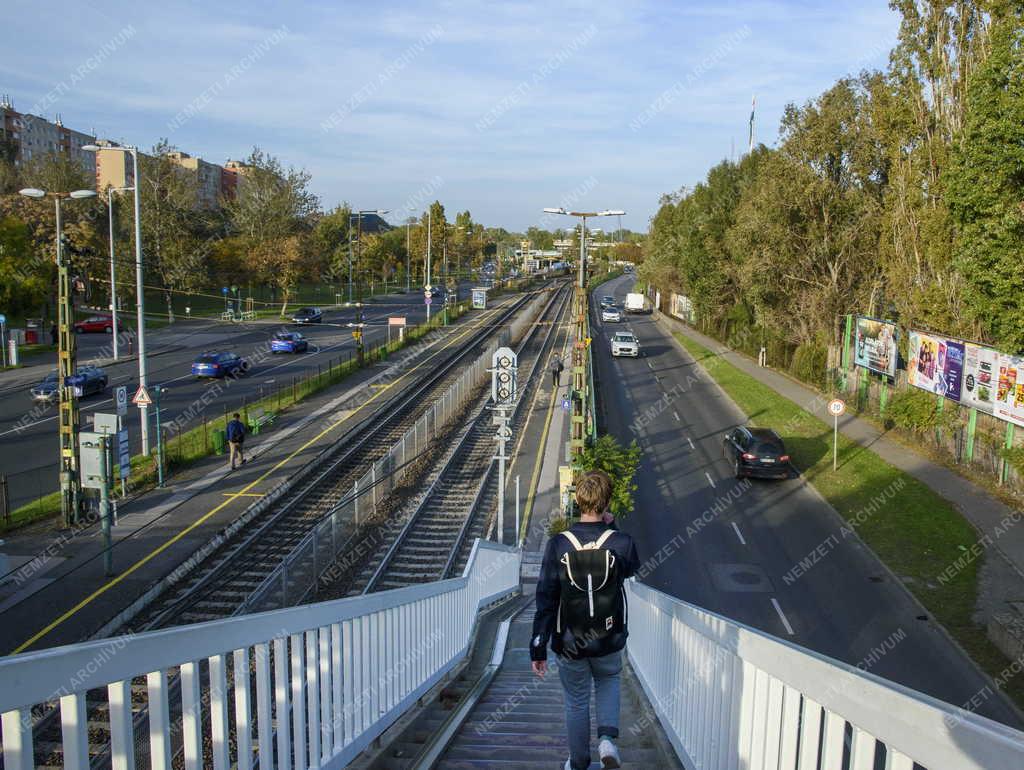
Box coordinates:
[827,398,846,417]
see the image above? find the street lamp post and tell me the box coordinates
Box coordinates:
[106,185,133,361]
[84,144,150,454]
[349,209,389,303]
[541,207,625,476]
[20,186,97,526]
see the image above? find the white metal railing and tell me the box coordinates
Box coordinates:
[625,579,1024,770]
[0,539,521,770]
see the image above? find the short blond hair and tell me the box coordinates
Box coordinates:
[576,470,612,515]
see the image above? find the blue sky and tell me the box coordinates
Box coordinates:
[2,1,899,232]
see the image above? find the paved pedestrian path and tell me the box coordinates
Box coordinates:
[661,313,1024,585]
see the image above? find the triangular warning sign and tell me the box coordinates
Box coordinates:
[132,385,153,406]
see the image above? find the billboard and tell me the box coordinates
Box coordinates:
[962,343,999,416]
[996,354,1024,428]
[853,316,897,378]
[907,331,965,402]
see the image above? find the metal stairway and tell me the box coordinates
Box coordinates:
[370,601,684,770]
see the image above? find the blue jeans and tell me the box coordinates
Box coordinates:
[557,651,622,770]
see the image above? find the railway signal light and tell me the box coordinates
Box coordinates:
[491,346,517,405]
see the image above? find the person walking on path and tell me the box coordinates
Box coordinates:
[530,470,640,770]
[226,413,247,469]
[550,356,565,389]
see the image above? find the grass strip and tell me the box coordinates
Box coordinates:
[676,331,1024,713]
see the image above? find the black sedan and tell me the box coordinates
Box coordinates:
[723,426,791,479]
[291,306,323,324]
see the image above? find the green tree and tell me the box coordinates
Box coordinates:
[224,147,319,244]
[574,435,642,517]
[0,216,46,316]
[946,8,1024,350]
[134,140,208,321]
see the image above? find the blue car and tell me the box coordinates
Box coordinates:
[270,331,309,354]
[192,351,248,378]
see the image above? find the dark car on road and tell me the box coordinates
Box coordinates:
[723,426,791,479]
[32,365,109,402]
[74,315,114,334]
[291,307,323,324]
[270,331,309,354]
[191,351,248,378]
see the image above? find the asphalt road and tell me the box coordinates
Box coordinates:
[591,274,1021,728]
[0,289,468,511]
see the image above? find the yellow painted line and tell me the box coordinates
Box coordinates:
[517,329,571,544]
[11,307,505,654]
[222,492,266,499]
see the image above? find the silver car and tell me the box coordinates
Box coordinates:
[610,331,640,357]
[602,306,622,323]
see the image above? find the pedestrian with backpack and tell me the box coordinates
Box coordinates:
[226,412,247,469]
[530,470,640,770]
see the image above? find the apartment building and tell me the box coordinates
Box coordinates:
[221,159,250,200]
[164,151,222,208]
[0,96,96,175]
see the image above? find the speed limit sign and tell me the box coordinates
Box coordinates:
[827,398,846,417]
[828,398,846,470]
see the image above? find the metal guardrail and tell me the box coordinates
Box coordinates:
[0,539,521,770]
[625,579,1024,770]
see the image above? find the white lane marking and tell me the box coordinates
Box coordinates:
[647,360,653,369]
[673,411,680,422]
[731,522,746,545]
[771,598,795,635]
[704,471,716,488]
[687,436,695,449]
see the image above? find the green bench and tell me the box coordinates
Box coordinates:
[247,407,276,435]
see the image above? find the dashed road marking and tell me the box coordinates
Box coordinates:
[731,522,746,545]
[771,598,795,635]
[673,411,680,422]
[705,471,716,488]
[687,437,695,450]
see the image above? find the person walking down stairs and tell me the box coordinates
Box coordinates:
[530,470,640,770]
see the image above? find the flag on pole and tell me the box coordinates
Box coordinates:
[748,95,756,152]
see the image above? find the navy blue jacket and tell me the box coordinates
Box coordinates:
[226,419,246,442]
[530,521,639,661]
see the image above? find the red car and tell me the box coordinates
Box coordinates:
[74,316,114,334]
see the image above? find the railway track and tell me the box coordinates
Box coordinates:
[348,282,571,595]
[17,286,560,770]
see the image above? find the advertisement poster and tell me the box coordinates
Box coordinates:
[962,343,999,415]
[853,316,897,378]
[996,354,1024,428]
[907,331,965,402]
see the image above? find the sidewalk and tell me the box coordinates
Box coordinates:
[0,305,502,653]
[659,312,1024,583]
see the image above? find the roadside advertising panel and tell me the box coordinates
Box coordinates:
[853,316,897,378]
[962,343,999,416]
[907,331,965,402]
[996,353,1024,428]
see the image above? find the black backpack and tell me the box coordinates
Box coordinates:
[556,529,626,658]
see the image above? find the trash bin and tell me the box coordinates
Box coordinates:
[26,318,44,345]
[212,429,226,455]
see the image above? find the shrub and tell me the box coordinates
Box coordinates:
[574,434,642,517]
[1001,446,1024,477]
[885,388,959,435]
[548,516,571,536]
[790,341,828,388]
